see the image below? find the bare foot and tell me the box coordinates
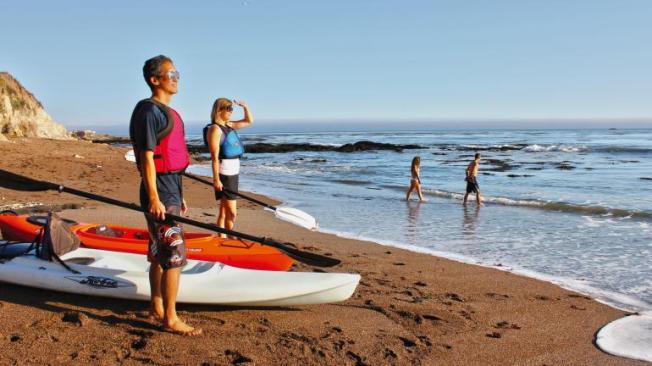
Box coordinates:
[148,304,164,321]
[164,319,203,336]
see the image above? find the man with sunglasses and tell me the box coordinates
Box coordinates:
[129,55,201,336]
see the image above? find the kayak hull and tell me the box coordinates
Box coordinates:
[0,215,293,271]
[0,247,360,306]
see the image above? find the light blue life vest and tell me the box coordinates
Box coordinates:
[202,123,245,159]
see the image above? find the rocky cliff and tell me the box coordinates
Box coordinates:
[0,72,70,140]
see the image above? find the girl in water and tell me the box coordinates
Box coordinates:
[406,156,425,201]
[204,98,253,237]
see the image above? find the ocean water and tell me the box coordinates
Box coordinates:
[187,129,652,313]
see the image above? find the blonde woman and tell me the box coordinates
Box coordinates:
[406,156,425,201]
[203,98,253,236]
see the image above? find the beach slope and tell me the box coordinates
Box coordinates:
[0,138,645,365]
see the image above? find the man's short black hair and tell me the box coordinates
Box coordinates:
[475,153,481,159]
[143,55,172,90]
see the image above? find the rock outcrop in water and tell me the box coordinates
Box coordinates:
[187,140,424,155]
[0,72,70,139]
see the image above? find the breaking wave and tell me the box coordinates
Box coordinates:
[423,189,652,220]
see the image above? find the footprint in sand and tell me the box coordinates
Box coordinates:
[398,336,417,348]
[258,317,271,327]
[446,293,465,302]
[384,348,398,360]
[224,349,253,365]
[346,351,367,365]
[128,329,154,351]
[494,321,521,330]
[486,332,502,339]
[61,311,89,327]
[485,292,510,300]
[417,335,433,346]
[422,314,442,322]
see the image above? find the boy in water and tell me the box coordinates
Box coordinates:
[463,153,482,206]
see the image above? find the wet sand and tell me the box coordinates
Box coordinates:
[0,138,646,365]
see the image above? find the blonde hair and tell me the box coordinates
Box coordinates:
[411,156,421,177]
[411,156,420,170]
[210,98,233,124]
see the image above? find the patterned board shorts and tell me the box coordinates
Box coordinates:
[145,205,187,269]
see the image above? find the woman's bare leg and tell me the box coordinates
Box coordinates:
[416,183,425,201]
[406,181,417,201]
[217,199,227,238]
[224,199,237,234]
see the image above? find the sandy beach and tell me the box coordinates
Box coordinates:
[0,138,646,365]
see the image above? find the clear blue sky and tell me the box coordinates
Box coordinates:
[1,0,651,130]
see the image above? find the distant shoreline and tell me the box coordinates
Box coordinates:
[65,123,652,136]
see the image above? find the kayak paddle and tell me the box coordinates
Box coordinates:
[183,172,318,230]
[125,150,318,230]
[0,169,339,267]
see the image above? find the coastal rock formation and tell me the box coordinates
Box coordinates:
[0,72,70,139]
[72,130,130,144]
[187,140,424,155]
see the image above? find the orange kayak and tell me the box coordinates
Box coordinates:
[0,214,293,271]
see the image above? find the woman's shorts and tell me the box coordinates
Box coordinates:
[215,174,239,201]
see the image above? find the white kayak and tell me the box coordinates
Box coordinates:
[0,245,360,306]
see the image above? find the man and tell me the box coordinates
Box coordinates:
[463,153,482,206]
[129,55,201,336]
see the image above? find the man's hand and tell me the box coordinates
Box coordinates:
[214,179,223,192]
[149,199,166,221]
[181,199,189,215]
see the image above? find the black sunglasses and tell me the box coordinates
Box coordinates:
[221,106,233,112]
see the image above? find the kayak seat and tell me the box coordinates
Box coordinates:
[64,257,96,265]
[27,215,78,227]
[95,225,124,238]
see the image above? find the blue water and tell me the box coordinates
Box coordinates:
[188,129,652,312]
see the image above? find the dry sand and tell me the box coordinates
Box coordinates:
[0,138,647,365]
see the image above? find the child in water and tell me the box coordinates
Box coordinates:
[406,156,425,201]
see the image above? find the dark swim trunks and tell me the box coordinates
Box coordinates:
[145,205,187,270]
[466,178,479,193]
[214,174,239,201]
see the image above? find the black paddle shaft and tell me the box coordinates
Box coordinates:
[184,172,276,210]
[0,169,339,267]
[60,187,337,267]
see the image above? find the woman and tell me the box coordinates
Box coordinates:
[406,156,425,201]
[204,98,253,237]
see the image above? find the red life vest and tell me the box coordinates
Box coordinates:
[134,99,190,174]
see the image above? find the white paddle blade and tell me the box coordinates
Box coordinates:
[275,207,318,231]
[125,149,136,163]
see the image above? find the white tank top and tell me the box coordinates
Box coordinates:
[219,158,240,176]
